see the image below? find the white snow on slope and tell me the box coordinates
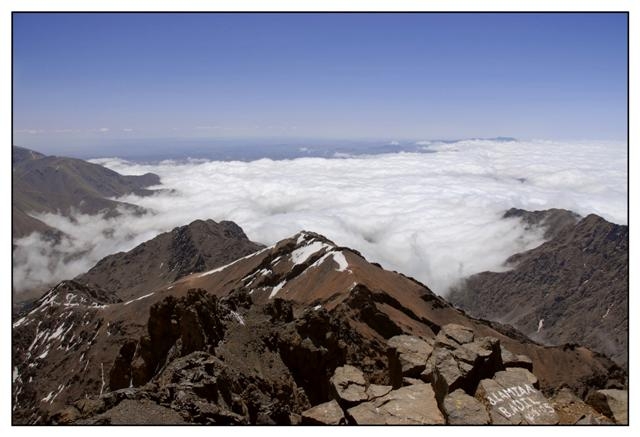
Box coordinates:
[123,292,155,306]
[291,241,330,266]
[269,281,286,299]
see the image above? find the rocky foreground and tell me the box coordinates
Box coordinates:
[12,221,628,424]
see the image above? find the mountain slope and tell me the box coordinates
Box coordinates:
[75,219,265,300]
[12,226,625,424]
[12,146,160,238]
[449,210,628,370]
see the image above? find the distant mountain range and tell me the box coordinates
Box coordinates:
[12,146,160,239]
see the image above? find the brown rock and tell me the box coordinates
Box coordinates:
[301,400,346,425]
[387,335,433,388]
[586,389,628,424]
[329,365,368,408]
[500,346,533,371]
[50,406,81,424]
[430,348,468,402]
[435,324,474,349]
[366,384,392,400]
[347,384,445,424]
[442,389,490,425]
[551,388,612,425]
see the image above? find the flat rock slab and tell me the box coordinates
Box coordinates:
[347,384,445,425]
[301,400,346,425]
[443,389,490,425]
[435,324,474,349]
[475,370,559,425]
[330,365,368,407]
[500,346,533,371]
[586,389,628,424]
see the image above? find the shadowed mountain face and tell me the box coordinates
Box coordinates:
[12,224,626,425]
[12,146,161,239]
[449,209,628,370]
[75,219,265,300]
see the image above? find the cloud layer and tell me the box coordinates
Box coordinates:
[13,139,627,295]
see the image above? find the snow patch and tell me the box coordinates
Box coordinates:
[537,319,544,333]
[291,241,330,266]
[332,251,350,272]
[13,317,28,328]
[198,247,270,277]
[269,281,286,299]
[123,292,155,306]
[13,367,20,383]
[313,305,322,311]
[229,310,245,326]
[41,392,54,403]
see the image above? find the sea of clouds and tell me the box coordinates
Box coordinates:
[12,139,627,295]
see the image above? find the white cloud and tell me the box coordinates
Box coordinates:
[389,140,400,146]
[98,127,110,133]
[13,139,627,295]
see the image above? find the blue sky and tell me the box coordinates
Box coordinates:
[13,13,627,153]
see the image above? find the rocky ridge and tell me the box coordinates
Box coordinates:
[12,225,627,424]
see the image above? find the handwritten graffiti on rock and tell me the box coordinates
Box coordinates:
[486,384,555,423]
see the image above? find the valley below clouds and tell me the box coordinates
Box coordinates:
[13,138,628,295]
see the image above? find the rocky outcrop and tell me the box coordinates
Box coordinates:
[347,384,445,425]
[387,335,433,388]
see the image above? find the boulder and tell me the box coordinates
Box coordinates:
[550,388,612,425]
[329,365,368,408]
[434,324,474,349]
[430,348,469,403]
[586,389,628,424]
[442,389,490,425]
[347,384,445,424]
[500,346,533,371]
[475,370,559,425]
[301,400,346,425]
[387,335,433,388]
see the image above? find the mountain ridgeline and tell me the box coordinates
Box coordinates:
[12,146,161,239]
[449,208,629,371]
[12,214,628,425]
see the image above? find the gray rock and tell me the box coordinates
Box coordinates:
[430,348,469,403]
[586,389,628,424]
[347,384,445,424]
[301,400,346,425]
[329,365,368,408]
[435,324,474,349]
[387,335,433,388]
[442,389,490,425]
[475,370,558,425]
[500,346,533,371]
